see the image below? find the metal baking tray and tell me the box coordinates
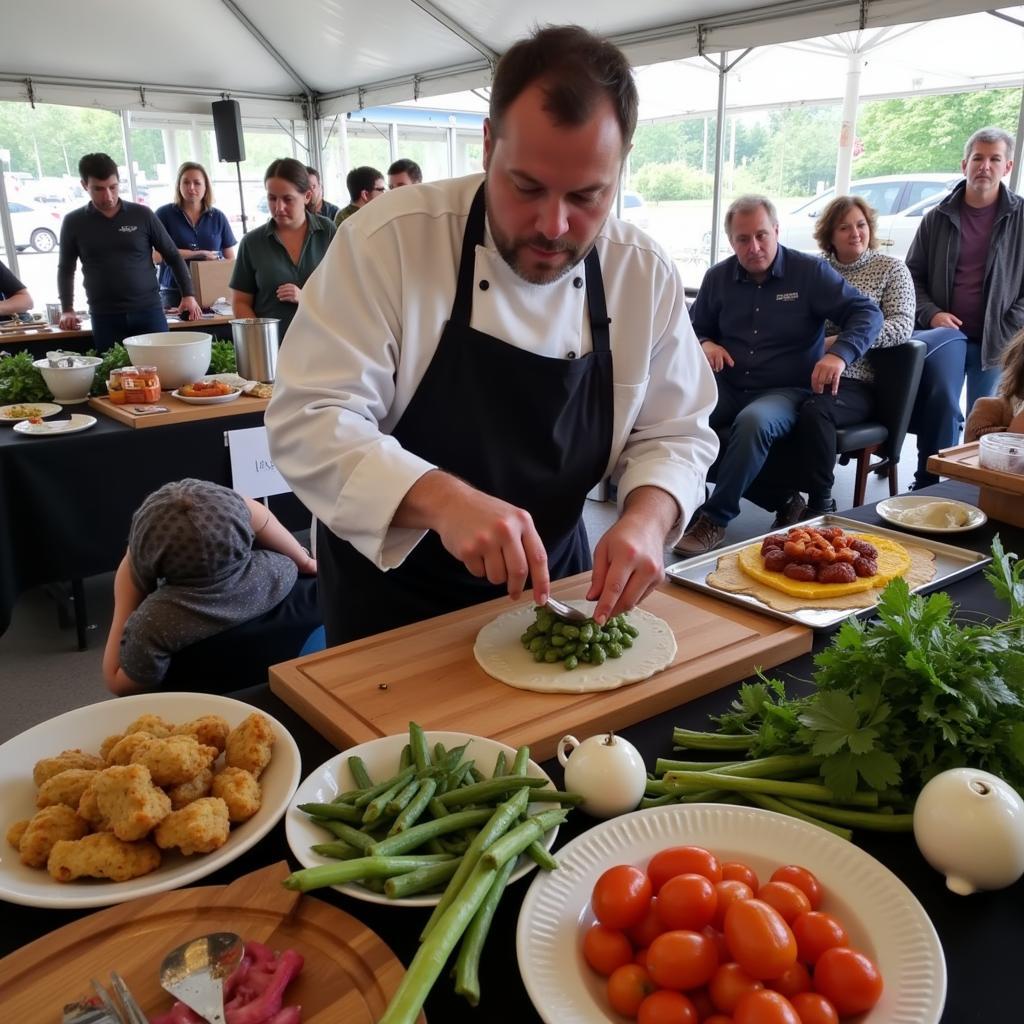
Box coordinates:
[665,514,991,631]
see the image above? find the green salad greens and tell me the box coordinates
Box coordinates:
[0,352,50,403]
[208,339,237,375]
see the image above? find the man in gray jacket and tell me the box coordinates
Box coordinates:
[906,127,1024,487]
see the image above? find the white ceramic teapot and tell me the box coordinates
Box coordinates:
[557,732,647,818]
[913,768,1024,895]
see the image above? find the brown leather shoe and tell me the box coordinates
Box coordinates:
[771,493,808,530]
[674,513,727,556]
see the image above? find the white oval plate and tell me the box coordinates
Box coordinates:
[474,601,676,693]
[287,730,559,906]
[517,803,945,1024]
[0,692,301,908]
[13,413,97,436]
[876,495,986,534]
[0,402,62,423]
[171,387,243,405]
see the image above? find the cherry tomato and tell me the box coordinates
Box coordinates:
[629,898,666,948]
[713,880,754,930]
[582,923,634,976]
[705,1017,735,1024]
[722,861,760,891]
[637,989,699,1024]
[765,960,810,998]
[723,899,797,981]
[703,924,731,964]
[790,912,848,966]
[635,947,650,970]
[790,992,839,1024]
[648,846,723,891]
[688,987,715,1021]
[769,865,822,910]
[647,929,720,991]
[608,963,657,1018]
[709,961,764,1013]
[593,864,653,930]
[657,873,719,931]
[755,882,811,924]
[733,989,801,1024]
[813,947,884,1016]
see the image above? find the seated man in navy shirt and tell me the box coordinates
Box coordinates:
[676,195,882,556]
[0,258,32,320]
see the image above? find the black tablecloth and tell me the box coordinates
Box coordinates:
[0,410,307,634]
[4,480,1023,1022]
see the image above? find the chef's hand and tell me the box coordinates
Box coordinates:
[59,311,81,330]
[396,471,550,603]
[277,283,302,303]
[587,486,678,624]
[811,353,846,396]
[930,311,962,330]
[178,296,203,320]
[700,340,734,372]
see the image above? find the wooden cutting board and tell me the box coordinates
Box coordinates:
[270,574,811,760]
[90,392,269,428]
[0,862,422,1023]
[929,441,1024,527]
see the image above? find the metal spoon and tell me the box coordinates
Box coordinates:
[158,933,244,1024]
[543,595,590,624]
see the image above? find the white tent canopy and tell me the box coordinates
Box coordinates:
[0,0,1017,120]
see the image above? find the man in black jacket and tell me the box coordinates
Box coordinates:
[907,127,1024,487]
[57,153,200,351]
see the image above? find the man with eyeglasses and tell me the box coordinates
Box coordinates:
[335,166,386,226]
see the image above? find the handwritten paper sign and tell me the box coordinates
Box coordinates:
[226,426,291,497]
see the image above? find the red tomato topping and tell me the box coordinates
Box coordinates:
[592,864,653,930]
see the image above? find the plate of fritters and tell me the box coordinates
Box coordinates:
[172,379,242,404]
[0,693,300,908]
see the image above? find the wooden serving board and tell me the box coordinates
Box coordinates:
[929,441,1024,527]
[90,391,269,428]
[270,574,812,761]
[0,862,423,1023]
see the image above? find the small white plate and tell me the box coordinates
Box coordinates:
[876,495,987,533]
[13,413,97,436]
[0,402,62,423]
[0,692,301,908]
[517,803,946,1024]
[287,730,559,906]
[171,386,243,405]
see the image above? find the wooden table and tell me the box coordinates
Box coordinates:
[0,315,234,355]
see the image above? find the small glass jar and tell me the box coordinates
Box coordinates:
[121,365,161,404]
[107,367,129,404]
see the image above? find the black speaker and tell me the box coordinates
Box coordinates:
[212,100,245,162]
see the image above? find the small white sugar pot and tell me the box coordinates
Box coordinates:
[557,732,647,818]
[913,768,1024,895]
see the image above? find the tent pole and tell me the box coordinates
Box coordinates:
[834,50,864,196]
[1011,78,1024,196]
[120,110,140,202]
[709,54,729,270]
[0,170,19,280]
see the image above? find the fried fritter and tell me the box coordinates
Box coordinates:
[130,735,219,787]
[224,713,275,779]
[77,776,111,832]
[122,713,174,738]
[36,768,99,810]
[167,768,214,810]
[92,763,172,841]
[173,715,231,753]
[32,749,105,787]
[106,731,155,766]
[48,832,161,883]
[6,819,30,850]
[19,805,89,868]
[154,797,230,856]
[210,767,261,823]
[99,733,124,761]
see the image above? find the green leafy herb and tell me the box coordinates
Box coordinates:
[208,340,237,375]
[86,345,132,395]
[0,351,50,403]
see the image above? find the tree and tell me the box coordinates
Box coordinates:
[748,107,841,196]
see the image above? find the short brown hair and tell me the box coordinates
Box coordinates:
[999,327,1024,403]
[264,158,310,194]
[813,195,879,256]
[173,162,213,213]
[489,25,637,149]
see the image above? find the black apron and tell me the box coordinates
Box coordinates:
[318,184,614,644]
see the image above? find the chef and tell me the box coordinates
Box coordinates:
[266,25,719,645]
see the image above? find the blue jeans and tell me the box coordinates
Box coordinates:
[910,328,1002,484]
[88,304,168,353]
[705,383,809,525]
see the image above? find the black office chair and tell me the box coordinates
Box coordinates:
[706,339,926,511]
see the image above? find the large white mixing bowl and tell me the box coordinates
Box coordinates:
[124,331,212,390]
[32,356,103,404]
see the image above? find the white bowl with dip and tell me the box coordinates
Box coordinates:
[32,355,102,404]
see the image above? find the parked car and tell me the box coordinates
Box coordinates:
[7,199,63,253]
[872,192,946,260]
[619,189,649,230]
[778,173,960,254]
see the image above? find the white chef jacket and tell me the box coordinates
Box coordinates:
[265,173,719,569]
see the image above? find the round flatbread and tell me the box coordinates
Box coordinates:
[474,602,676,694]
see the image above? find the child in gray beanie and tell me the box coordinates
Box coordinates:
[103,478,318,694]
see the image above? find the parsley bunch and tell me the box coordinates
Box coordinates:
[672,538,1024,808]
[0,351,50,403]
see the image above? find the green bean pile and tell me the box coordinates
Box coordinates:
[284,722,580,1022]
[520,606,640,669]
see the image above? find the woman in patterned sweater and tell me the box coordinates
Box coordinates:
[777,195,915,522]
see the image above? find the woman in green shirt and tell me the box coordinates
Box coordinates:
[229,158,336,339]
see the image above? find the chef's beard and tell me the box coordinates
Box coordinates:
[493,231,587,285]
